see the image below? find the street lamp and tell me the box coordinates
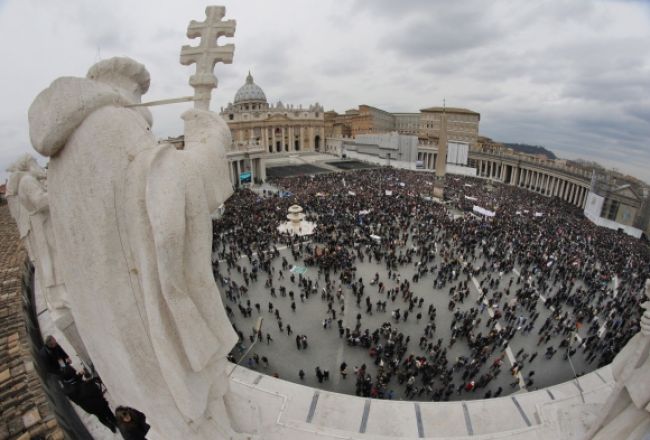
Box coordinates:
[228,316,264,377]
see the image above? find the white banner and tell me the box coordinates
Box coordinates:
[473,205,496,217]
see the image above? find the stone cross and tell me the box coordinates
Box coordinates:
[180,6,236,110]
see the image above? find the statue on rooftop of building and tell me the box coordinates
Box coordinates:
[25,6,253,439]
[6,154,91,369]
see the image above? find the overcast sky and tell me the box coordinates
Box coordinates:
[1,0,649,183]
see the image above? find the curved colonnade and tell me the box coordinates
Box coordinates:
[416,150,592,209]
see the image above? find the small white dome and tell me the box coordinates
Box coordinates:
[234,71,267,104]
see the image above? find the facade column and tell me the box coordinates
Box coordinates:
[271,127,276,152]
[300,126,305,151]
[280,127,286,151]
[309,127,315,149]
[263,127,268,151]
[288,126,294,150]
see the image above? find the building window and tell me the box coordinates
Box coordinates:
[600,199,620,221]
[229,114,234,120]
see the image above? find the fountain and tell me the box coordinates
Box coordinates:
[277,204,316,236]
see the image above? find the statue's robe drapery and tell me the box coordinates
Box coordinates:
[29,77,237,437]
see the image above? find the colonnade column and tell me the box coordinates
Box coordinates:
[544,174,551,196]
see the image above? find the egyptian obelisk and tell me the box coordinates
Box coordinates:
[433,105,448,198]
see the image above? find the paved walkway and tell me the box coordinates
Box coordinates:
[221,239,600,401]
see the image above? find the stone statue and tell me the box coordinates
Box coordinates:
[585,279,650,439]
[27,53,247,438]
[5,154,91,368]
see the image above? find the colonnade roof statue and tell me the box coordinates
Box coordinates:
[22,6,254,439]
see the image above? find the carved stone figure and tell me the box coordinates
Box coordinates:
[585,279,650,439]
[27,56,243,439]
[5,155,90,367]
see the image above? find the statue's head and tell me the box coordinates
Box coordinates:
[87,57,150,104]
[6,154,45,179]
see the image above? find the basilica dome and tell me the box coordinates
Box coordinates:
[234,71,267,104]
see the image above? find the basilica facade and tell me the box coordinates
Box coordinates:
[220,72,325,154]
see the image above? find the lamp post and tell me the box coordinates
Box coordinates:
[228,316,263,377]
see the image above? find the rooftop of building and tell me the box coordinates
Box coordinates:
[420,106,481,116]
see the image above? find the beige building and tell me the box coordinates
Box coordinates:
[325,105,480,149]
[419,107,480,146]
[221,72,325,153]
[394,113,420,136]
[350,105,395,136]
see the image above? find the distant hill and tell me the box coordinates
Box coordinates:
[503,143,557,160]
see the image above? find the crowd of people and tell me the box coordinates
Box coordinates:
[213,167,650,402]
